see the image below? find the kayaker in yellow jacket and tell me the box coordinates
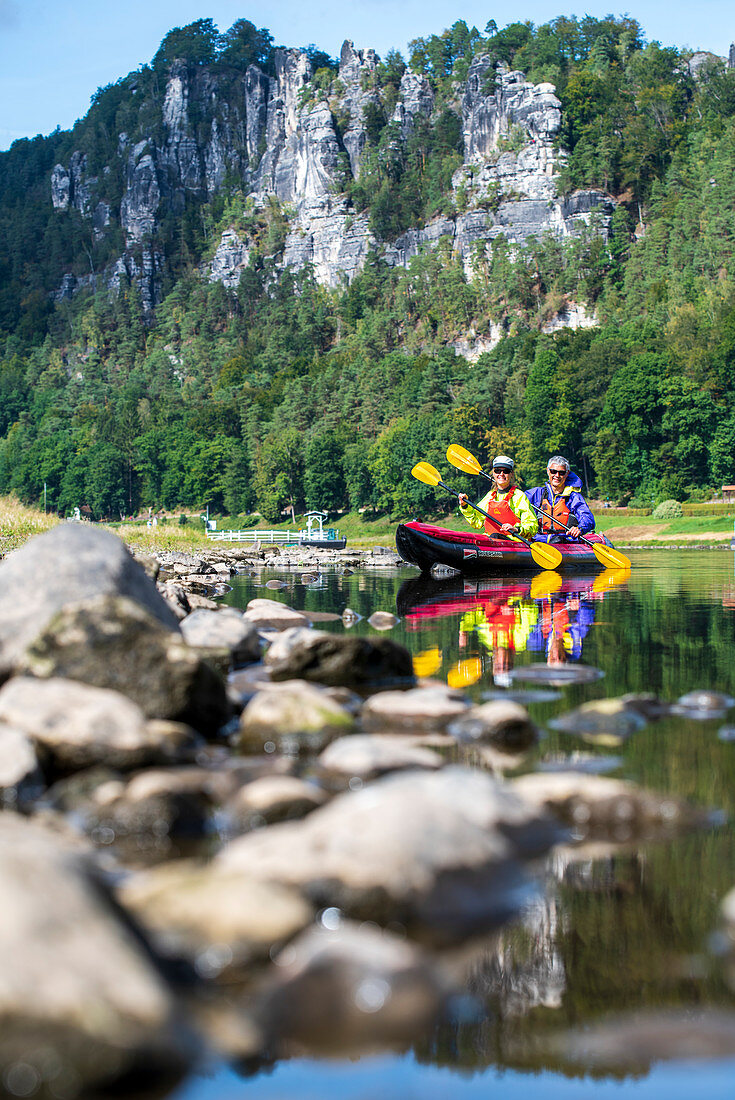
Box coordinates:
[457,455,538,539]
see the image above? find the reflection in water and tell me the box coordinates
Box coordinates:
[399,570,622,690]
[213,553,735,1097]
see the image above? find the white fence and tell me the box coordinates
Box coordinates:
[205,529,296,543]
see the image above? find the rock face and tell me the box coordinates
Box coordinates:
[49,40,613,315]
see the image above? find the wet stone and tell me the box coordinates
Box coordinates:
[512,771,706,840]
[238,680,356,755]
[318,734,445,780]
[266,631,415,690]
[118,861,313,977]
[256,921,448,1054]
[216,766,561,941]
[510,663,605,687]
[482,688,561,705]
[448,700,537,751]
[718,726,735,742]
[179,608,261,665]
[367,612,400,631]
[265,579,289,590]
[548,698,648,744]
[243,598,310,632]
[671,689,735,720]
[0,724,45,808]
[225,774,329,828]
[361,686,471,732]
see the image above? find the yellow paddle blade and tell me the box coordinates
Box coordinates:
[411,461,442,487]
[592,567,631,593]
[530,571,563,599]
[446,444,482,475]
[529,540,563,569]
[413,647,443,678]
[447,657,483,689]
[591,541,632,571]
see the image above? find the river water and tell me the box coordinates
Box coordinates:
[176,549,735,1099]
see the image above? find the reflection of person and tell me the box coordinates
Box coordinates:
[527,456,595,541]
[459,597,538,684]
[528,590,596,662]
[457,455,538,539]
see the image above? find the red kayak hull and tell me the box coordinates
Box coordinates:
[396,521,610,574]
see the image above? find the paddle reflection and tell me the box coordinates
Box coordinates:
[398,571,628,690]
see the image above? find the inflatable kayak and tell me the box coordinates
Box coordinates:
[395,521,614,574]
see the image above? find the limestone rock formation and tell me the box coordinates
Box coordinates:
[49,37,613,328]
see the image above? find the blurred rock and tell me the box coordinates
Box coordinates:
[0,524,179,680]
[0,677,194,773]
[318,734,444,780]
[0,723,45,807]
[361,686,471,732]
[448,700,537,751]
[267,631,415,689]
[179,607,261,665]
[238,680,356,754]
[0,814,191,1095]
[18,595,230,734]
[549,1008,735,1072]
[243,598,310,631]
[216,767,561,941]
[548,697,648,744]
[225,774,329,828]
[367,612,400,631]
[119,861,313,977]
[512,771,707,839]
[257,920,447,1053]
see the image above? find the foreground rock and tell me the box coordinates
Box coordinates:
[318,734,445,780]
[0,677,196,772]
[19,595,230,733]
[0,524,179,680]
[242,598,310,631]
[0,815,191,1096]
[239,680,356,754]
[512,772,708,840]
[179,607,261,665]
[266,629,415,688]
[448,699,538,750]
[361,686,471,732]
[256,921,448,1053]
[216,767,562,941]
[119,861,313,977]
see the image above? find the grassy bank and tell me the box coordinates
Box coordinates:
[0,497,59,553]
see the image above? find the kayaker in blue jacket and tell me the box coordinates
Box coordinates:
[527,456,595,541]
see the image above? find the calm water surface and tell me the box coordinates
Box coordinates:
[180,549,735,1099]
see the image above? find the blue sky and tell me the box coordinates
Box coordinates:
[1,0,735,151]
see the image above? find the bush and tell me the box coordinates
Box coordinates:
[652,499,683,519]
[178,514,188,526]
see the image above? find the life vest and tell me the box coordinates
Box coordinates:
[539,489,571,533]
[483,490,519,535]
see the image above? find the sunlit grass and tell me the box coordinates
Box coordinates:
[0,496,59,553]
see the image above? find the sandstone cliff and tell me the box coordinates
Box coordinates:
[49,40,613,322]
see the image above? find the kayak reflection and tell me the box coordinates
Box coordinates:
[397,570,629,687]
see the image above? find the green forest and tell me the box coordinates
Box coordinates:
[2,13,735,521]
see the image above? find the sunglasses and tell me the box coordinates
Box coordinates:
[493,467,512,474]
[548,469,566,476]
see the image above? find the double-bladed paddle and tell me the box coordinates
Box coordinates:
[445,445,632,572]
[411,461,563,570]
